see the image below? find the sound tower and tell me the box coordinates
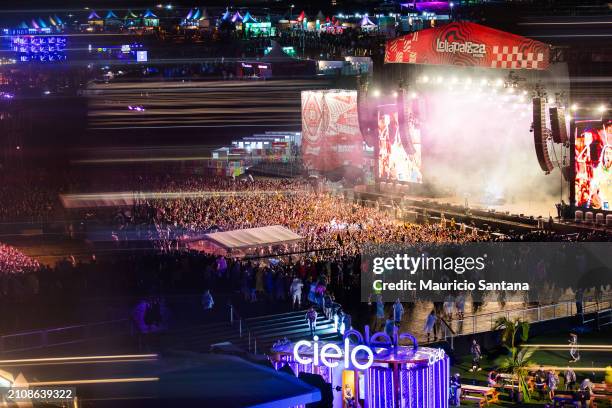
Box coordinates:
[549,106,568,143]
[532,97,554,173]
[356,79,377,147]
[396,89,416,155]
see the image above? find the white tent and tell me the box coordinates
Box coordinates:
[204,225,303,250]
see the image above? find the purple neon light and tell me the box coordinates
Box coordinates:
[401,1,450,12]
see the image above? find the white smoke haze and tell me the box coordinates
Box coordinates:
[416,83,563,217]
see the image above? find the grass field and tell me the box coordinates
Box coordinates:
[450,329,611,407]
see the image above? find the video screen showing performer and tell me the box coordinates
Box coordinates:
[575,119,612,210]
[377,104,422,183]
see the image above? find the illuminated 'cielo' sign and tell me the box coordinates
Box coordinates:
[292,325,418,371]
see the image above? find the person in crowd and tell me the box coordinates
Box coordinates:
[306,306,318,338]
[393,299,404,326]
[569,332,581,362]
[344,384,358,408]
[488,370,500,387]
[375,295,385,330]
[216,255,227,279]
[307,282,317,305]
[455,294,466,320]
[202,289,214,311]
[547,369,559,400]
[341,310,352,333]
[424,310,437,342]
[470,339,482,372]
[535,366,547,399]
[384,317,395,339]
[443,295,454,320]
[450,373,462,406]
[565,367,577,390]
[290,277,304,309]
[580,378,594,407]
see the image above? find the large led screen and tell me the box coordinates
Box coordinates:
[377,103,422,183]
[11,35,67,62]
[575,120,612,210]
[301,90,364,172]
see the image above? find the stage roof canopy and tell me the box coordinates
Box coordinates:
[205,225,303,250]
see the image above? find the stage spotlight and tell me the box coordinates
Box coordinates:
[451,77,458,84]
[422,75,429,83]
[373,89,381,97]
[508,87,515,94]
[570,104,578,111]
[480,78,487,86]
[495,78,503,87]
[392,91,398,97]
[597,104,607,113]
[410,92,417,99]
[436,76,443,83]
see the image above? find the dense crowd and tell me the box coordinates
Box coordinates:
[0,243,40,274]
[0,174,609,337]
[0,171,62,222]
[70,175,487,251]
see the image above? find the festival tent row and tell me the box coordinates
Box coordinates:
[181,8,211,29]
[86,9,159,30]
[15,15,64,31]
[275,10,390,34]
[7,8,391,35]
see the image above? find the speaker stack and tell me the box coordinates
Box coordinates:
[533,97,554,173]
[549,106,568,144]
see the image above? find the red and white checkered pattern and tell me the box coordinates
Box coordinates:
[491,45,545,70]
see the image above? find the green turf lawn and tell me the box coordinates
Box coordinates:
[450,329,611,407]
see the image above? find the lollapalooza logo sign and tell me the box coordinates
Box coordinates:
[292,325,418,370]
[435,39,486,57]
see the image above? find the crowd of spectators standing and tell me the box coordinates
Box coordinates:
[0,172,610,336]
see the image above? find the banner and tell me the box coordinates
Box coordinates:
[301,90,364,172]
[385,22,550,70]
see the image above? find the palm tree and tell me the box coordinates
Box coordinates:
[499,347,536,402]
[493,316,530,355]
[494,317,534,402]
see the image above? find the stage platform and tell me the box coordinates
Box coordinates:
[352,186,611,236]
